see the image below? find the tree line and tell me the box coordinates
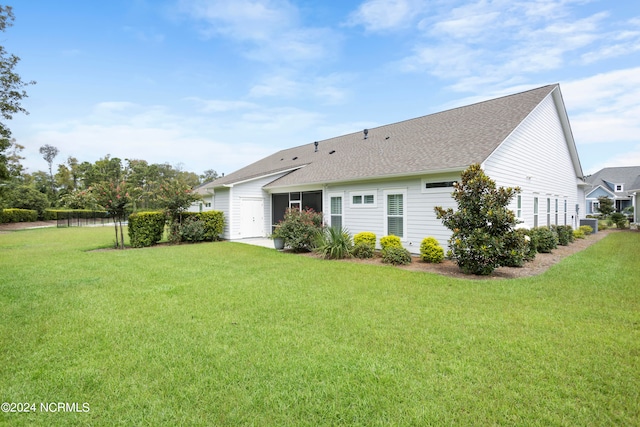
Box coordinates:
[1,141,219,216]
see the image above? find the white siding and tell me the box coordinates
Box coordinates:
[483,93,582,229]
[213,188,231,239]
[325,174,458,254]
[227,174,287,239]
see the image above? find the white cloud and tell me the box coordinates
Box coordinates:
[392,1,630,93]
[248,72,351,105]
[177,0,337,64]
[562,68,640,146]
[346,0,425,32]
[18,99,330,176]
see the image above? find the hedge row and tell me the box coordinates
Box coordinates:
[128,211,166,248]
[128,210,226,247]
[1,208,38,223]
[179,211,226,242]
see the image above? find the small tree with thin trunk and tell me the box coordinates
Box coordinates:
[435,164,522,275]
[92,180,131,249]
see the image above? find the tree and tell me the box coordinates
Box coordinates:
[435,164,522,275]
[200,169,219,183]
[0,6,35,181]
[92,180,131,249]
[39,144,59,195]
[5,138,25,179]
[596,196,614,217]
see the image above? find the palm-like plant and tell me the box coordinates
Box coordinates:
[315,226,353,259]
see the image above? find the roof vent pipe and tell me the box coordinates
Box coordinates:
[363,129,368,139]
[314,141,318,152]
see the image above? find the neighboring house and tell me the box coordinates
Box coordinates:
[187,181,216,213]
[199,84,586,253]
[584,166,640,219]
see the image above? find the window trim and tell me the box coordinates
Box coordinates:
[383,189,407,239]
[328,193,343,229]
[533,197,539,228]
[349,191,377,208]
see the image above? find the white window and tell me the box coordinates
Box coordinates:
[555,199,558,225]
[330,196,342,229]
[546,198,551,226]
[350,192,376,207]
[384,190,406,238]
[564,199,567,225]
[533,197,539,228]
[592,201,600,213]
[516,195,522,219]
[615,184,623,192]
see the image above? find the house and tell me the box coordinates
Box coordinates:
[188,181,216,213]
[584,166,640,220]
[199,84,586,252]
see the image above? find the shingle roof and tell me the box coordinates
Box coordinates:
[586,166,640,194]
[210,84,559,189]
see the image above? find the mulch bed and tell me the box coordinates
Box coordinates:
[302,229,619,280]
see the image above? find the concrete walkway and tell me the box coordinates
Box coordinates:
[230,238,276,249]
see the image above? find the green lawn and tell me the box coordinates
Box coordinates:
[1,227,638,426]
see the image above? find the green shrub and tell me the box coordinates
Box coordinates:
[352,242,375,259]
[579,225,594,235]
[198,210,225,241]
[553,225,574,246]
[598,222,608,231]
[274,208,324,252]
[530,227,558,253]
[180,217,206,242]
[434,164,520,275]
[128,211,166,248]
[380,235,402,250]
[420,237,444,263]
[1,208,38,223]
[573,229,585,239]
[166,211,225,244]
[381,246,412,265]
[353,231,376,247]
[500,229,529,267]
[315,226,353,259]
[610,213,627,229]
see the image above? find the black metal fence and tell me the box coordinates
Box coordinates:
[55,211,118,228]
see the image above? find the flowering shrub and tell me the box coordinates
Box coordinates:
[419,237,444,263]
[274,208,324,252]
[380,235,402,250]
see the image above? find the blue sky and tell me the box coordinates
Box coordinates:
[7,0,640,177]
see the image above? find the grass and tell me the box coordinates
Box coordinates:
[1,226,639,426]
